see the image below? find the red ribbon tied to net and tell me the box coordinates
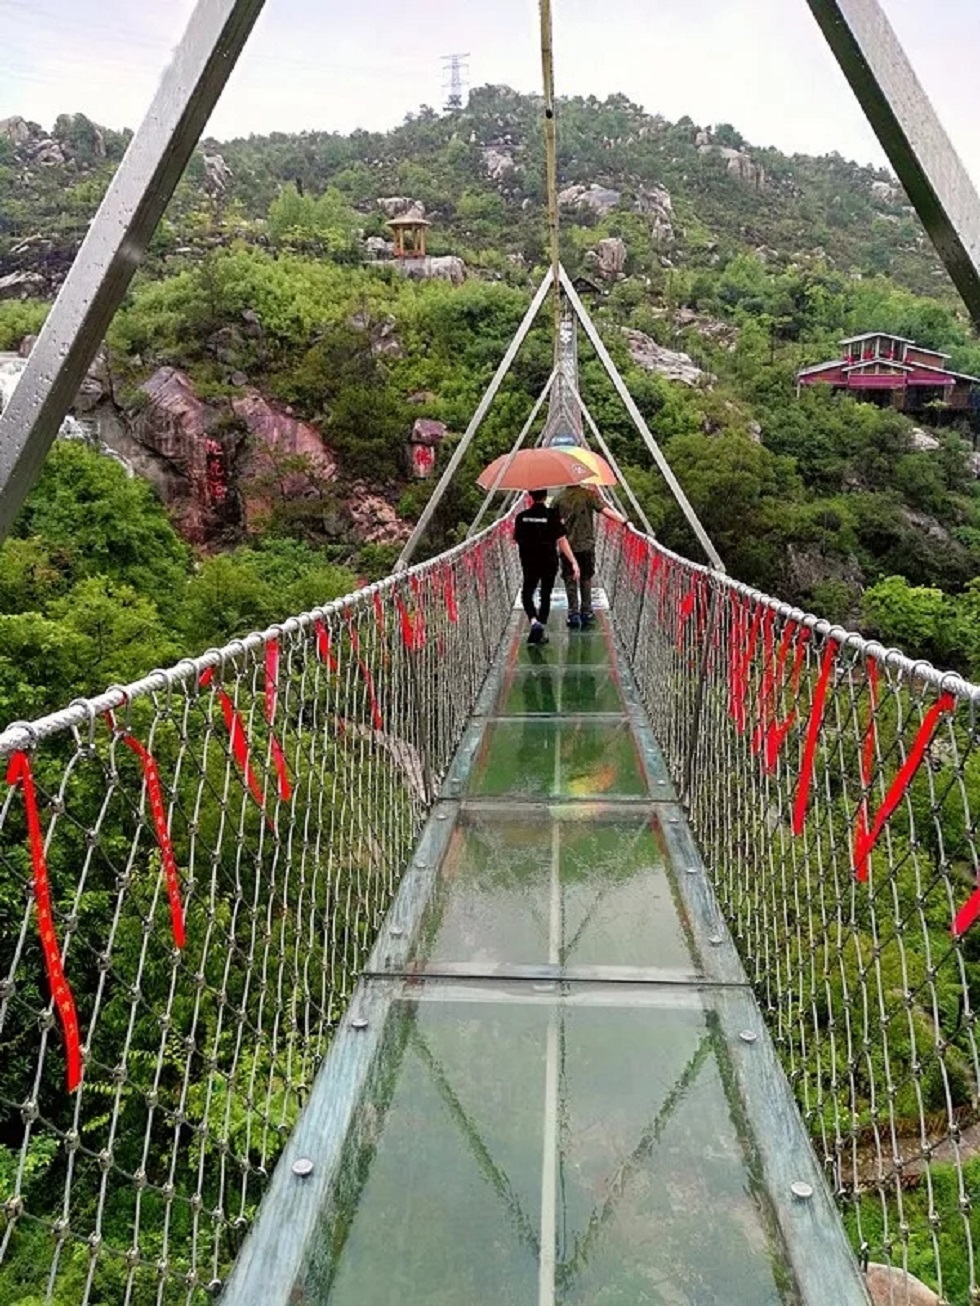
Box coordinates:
[851,686,955,886]
[344,616,385,731]
[199,666,265,810]
[105,712,186,950]
[791,639,838,836]
[6,752,83,1092]
[758,622,809,774]
[264,639,292,802]
[443,567,459,624]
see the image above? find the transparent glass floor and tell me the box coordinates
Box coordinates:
[227,613,868,1306]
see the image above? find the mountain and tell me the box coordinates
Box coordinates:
[3,87,980,677]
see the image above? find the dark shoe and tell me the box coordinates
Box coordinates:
[581,610,596,627]
[567,613,581,630]
[527,621,545,645]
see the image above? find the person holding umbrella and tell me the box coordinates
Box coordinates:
[475,447,614,646]
[514,489,579,646]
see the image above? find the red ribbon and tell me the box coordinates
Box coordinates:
[761,622,809,774]
[314,619,340,672]
[6,752,83,1092]
[200,667,265,810]
[264,640,292,802]
[313,620,347,736]
[751,609,778,757]
[791,639,838,835]
[106,714,185,949]
[677,589,696,649]
[852,659,880,882]
[729,602,763,735]
[853,689,955,885]
[443,568,459,623]
[344,617,384,731]
[394,593,415,650]
[372,591,386,635]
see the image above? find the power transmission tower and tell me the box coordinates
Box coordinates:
[441,53,469,112]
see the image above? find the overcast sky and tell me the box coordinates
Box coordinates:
[2,0,979,184]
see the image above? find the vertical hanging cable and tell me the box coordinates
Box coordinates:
[539,0,562,343]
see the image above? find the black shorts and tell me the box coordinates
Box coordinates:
[561,548,595,581]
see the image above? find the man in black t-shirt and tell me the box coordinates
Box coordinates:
[513,490,580,645]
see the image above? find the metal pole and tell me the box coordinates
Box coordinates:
[0,0,267,540]
[466,369,557,538]
[805,0,980,325]
[559,267,725,573]
[395,268,554,570]
[566,381,657,538]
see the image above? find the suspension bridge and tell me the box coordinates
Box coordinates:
[4,1,980,1303]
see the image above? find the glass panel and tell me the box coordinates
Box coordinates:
[412,806,695,972]
[301,995,547,1305]
[500,666,625,716]
[470,721,649,800]
[516,625,613,667]
[553,1001,791,1305]
[297,982,796,1305]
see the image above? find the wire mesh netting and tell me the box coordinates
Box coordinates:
[600,521,980,1303]
[0,521,518,1305]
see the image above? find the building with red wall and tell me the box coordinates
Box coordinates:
[796,333,980,424]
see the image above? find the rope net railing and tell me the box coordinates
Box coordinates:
[0,519,519,1305]
[599,520,980,1303]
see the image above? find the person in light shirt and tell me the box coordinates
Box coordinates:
[552,485,626,628]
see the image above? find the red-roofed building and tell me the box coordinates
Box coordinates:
[796,333,980,423]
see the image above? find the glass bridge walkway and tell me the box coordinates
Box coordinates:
[225,601,868,1305]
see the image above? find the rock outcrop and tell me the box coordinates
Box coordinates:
[620,328,714,387]
[377,196,425,219]
[696,132,766,190]
[482,144,515,181]
[0,115,33,146]
[399,255,466,285]
[910,427,940,452]
[587,237,627,280]
[865,1263,939,1306]
[346,484,411,544]
[134,368,227,541]
[558,183,622,217]
[203,153,233,196]
[234,390,337,530]
[634,185,675,245]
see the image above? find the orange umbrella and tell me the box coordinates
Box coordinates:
[476,447,598,492]
[560,447,617,487]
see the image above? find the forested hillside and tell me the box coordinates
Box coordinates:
[3,86,980,699]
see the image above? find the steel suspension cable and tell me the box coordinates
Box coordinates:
[539,0,562,343]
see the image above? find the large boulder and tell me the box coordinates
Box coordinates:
[634,185,675,245]
[134,368,227,542]
[0,270,46,300]
[482,145,515,181]
[377,196,424,219]
[346,483,411,544]
[865,1263,939,1306]
[588,237,627,280]
[0,115,33,147]
[697,138,766,190]
[399,255,466,286]
[203,152,233,196]
[909,427,940,452]
[620,328,714,387]
[557,183,622,217]
[234,390,337,529]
